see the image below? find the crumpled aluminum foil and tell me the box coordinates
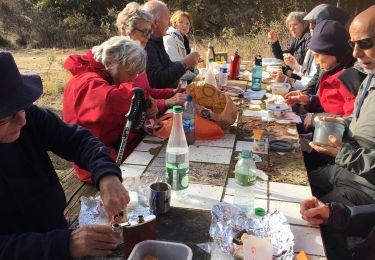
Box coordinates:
[79,177,160,227]
[210,203,294,259]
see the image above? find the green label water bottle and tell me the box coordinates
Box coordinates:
[166,106,189,191]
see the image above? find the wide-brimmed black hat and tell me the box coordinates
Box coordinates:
[0,51,42,118]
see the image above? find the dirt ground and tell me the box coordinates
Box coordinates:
[12,49,81,170]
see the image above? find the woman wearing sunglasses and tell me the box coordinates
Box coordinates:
[116,2,186,113]
[163,10,198,83]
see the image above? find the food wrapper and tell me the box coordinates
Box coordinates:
[78,178,157,227]
[210,203,294,259]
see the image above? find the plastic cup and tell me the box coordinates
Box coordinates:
[313,121,345,147]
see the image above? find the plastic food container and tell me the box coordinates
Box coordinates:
[128,240,193,260]
[313,121,345,147]
[271,83,291,97]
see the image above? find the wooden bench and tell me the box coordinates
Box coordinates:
[57,168,98,225]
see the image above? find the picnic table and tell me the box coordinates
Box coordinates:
[59,79,327,259]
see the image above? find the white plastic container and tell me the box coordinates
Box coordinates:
[128,240,193,260]
[271,82,291,97]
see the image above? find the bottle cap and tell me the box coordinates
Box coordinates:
[186,95,193,101]
[241,150,251,159]
[208,58,214,62]
[173,105,183,113]
[254,207,266,216]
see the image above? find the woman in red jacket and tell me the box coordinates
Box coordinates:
[63,36,156,182]
[285,20,357,123]
[116,2,186,112]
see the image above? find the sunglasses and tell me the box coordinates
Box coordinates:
[348,37,375,50]
[134,28,152,38]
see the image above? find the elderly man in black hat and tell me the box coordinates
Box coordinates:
[0,50,130,259]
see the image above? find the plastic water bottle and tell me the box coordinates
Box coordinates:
[219,62,228,89]
[183,95,195,145]
[251,55,262,91]
[206,42,215,68]
[166,106,189,198]
[234,150,257,216]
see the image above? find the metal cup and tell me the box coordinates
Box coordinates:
[149,182,171,215]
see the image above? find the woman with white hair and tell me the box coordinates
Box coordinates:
[116,2,186,112]
[63,36,156,182]
[268,11,311,67]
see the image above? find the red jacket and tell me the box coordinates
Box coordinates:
[134,71,174,112]
[318,70,356,117]
[63,50,144,182]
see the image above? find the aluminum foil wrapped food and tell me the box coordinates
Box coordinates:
[78,196,151,227]
[210,203,294,259]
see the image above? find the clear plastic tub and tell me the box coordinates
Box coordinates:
[271,83,291,97]
[128,240,193,260]
[313,121,345,147]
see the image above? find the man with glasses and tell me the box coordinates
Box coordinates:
[307,4,375,206]
[142,0,200,89]
[300,7,375,259]
[0,51,130,259]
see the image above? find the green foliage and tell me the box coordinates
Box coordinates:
[0,0,373,47]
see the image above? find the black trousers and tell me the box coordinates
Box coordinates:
[308,164,375,206]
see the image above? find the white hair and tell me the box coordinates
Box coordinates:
[92,36,146,76]
[116,2,153,36]
[141,0,167,21]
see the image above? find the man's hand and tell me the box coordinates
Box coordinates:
[284,90,309,106]
[300,197,330,225]
[309,135,342,157]
[183,52,200,69]
[283,53,300,72]
[173,83,186,94]
[267,30,278,43]
[165,93,186,108]
[270,71,287,83]
[146,97,158,119]
[99,175,130,219]
[69,225,120,257]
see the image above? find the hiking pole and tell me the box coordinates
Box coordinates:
[116,87,146,165]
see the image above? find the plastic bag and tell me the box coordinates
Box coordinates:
[151,113,224,140]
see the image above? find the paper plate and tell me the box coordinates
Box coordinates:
[224,86,245,97]
[262,58,284,66]
[247,71,271,80]
[276,119,290,125]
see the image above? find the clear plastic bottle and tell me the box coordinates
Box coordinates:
[166,106,189,194]
[206,42,215,68]
[183,95,195,145]
[251,55,262,91]
[219,61,228,89]
[234,150,257,216]
[205,58,217,87]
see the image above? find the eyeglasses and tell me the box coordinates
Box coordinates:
[0,110,25,126]
[348,37,375,50]
[134,28,152,38]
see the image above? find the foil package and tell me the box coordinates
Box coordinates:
[210,203,294,259]
[78,195,152,227]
